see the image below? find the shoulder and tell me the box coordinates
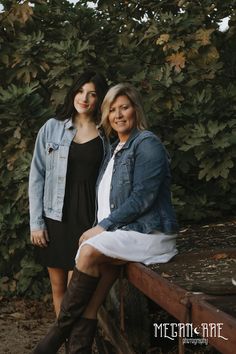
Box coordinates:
[36,118,66,143]
[132,131,167,160]
[40,117,65,134]
[134,130,162,145]
[44,117,64,129]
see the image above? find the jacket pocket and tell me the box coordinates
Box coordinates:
[119,156,133,185]
[45,142,59,170]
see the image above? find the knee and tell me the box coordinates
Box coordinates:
[79,245,99,267]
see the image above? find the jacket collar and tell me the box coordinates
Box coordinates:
[64,118,104,133]
[124,128,141,148]
[64,118,74,130]
[112,128,141,152]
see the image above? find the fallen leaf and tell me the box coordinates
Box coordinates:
[212,253,228,260]
[161,272,173,278]
[9,312,25,320]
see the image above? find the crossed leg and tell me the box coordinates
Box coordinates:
[65,244,126,352]
[76,243,126,317]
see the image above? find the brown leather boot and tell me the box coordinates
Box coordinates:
[68,318,97,354]
[32,268,99,354]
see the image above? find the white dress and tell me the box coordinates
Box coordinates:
[75,144,178,265]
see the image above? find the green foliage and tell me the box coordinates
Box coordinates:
[0,0,235,297]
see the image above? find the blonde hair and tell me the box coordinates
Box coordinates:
[100,83,148,137]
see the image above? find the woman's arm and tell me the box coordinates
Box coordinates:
[28,124,47,232]
[98,135,168,230]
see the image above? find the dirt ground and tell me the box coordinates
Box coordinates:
[0,298,55,354]
[0,219,235,354]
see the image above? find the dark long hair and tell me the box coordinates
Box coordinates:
[56,70,108,123]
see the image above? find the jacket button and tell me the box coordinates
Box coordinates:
[111,203,115,209]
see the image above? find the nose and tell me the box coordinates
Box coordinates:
[81,92,88,102]
[115,108,122,119]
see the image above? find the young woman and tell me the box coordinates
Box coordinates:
[33,83,178,354]
[29,70,108,316]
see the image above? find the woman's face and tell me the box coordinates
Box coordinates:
[108,95,136,142]
[74,82,97,116]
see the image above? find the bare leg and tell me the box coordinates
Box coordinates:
[83,264,121,319]
[67,246,124,353]
[76,244,126,276]
[76,244,126,318]
[67,270,73,285]
[47,267,68,317]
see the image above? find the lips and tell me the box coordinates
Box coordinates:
[115,120,126,124]
[78,103,89,108]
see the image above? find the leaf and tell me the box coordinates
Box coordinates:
[9,312,25,320]
[4,3,33,26]
[195,28,215,46]
[199,159,234,181]
[165,40,185,52]
[199,46,220,66]
[156,34,170,45]
[13,127,21,140]
[212,253,228,260]
[166,52,186,73]
[13,2,34,24]
[1,54,9,66]
[161,272,173,278]
[187,48,199,60]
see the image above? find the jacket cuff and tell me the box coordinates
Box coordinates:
[98,218,113,230]
[30,219,46,232]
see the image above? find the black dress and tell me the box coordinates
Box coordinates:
[37,136,103,270]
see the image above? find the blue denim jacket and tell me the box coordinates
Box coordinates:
[97,129,178,234]
[28,118,107,231]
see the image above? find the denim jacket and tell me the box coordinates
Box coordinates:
[97,129,178,234]
[28,118,107,231]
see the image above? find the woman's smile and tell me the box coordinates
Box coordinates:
[78,102,89,109]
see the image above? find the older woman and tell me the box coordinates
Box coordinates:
[33,83,178,354]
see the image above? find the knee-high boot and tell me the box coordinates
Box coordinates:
[68,318,97,354]
[33,268,99,354]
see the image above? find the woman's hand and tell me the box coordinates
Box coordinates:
[30,229,49,248]
[79,225,105,246]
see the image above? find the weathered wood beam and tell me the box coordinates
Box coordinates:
[126,262,236,354]
[126,262,190,322]
[98,306,136,354]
